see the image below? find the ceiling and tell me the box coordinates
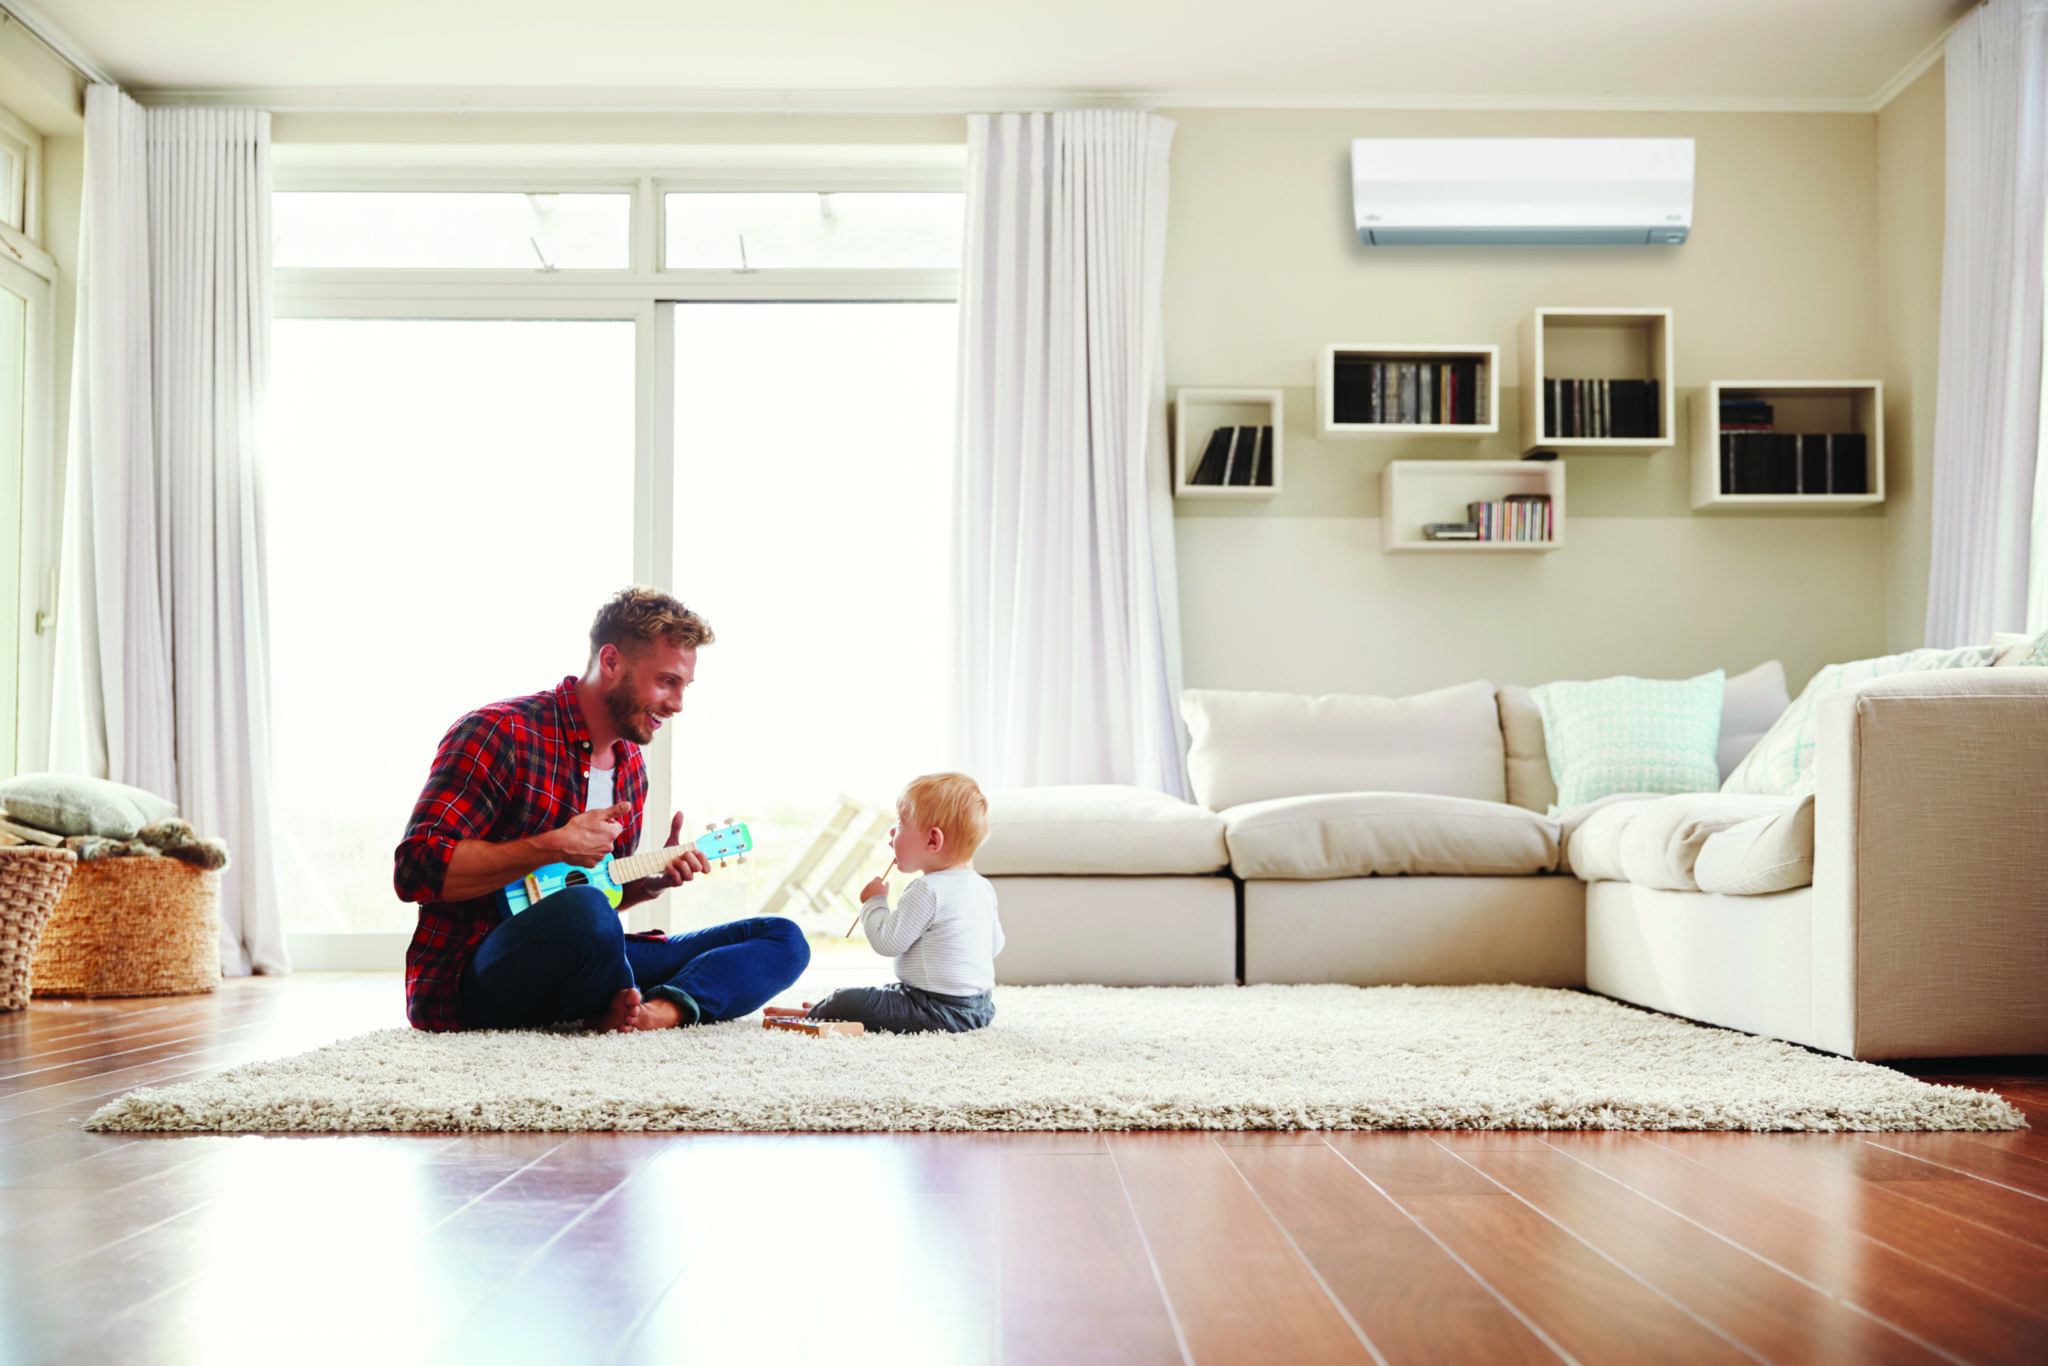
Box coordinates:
[30,0,1973,109]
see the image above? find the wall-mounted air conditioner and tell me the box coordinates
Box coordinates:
[1351,138,1694,246]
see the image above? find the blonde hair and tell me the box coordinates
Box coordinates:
[899,772,989,861]
[589,586,714,665]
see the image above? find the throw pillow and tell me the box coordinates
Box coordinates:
[2007,629,2048,667]
[0,772,178,839]
[1721,646,1999,797]
[1532,670,1725,811]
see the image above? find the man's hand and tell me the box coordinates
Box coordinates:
[620,811,712,908]
[540,802,631,868]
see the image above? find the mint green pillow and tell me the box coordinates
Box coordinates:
[1722,645,1997,797]
[2017,630,2048,667]
[1532,670,1726,811]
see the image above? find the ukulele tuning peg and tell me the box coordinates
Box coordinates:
[736,854,747,864]
[705,822,715,832]
[719,859,728,869]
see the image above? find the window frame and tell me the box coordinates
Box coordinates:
[272,159,963,967]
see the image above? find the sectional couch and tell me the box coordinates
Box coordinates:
[973,658,2048,1060]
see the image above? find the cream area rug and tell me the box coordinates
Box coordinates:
[85,985,2023,1134]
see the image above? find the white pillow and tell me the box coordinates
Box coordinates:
[1722,646,1998,797]
[1179,680,1505,811]
[1715,660,1791,781]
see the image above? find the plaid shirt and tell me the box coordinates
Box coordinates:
[394,676,645,1030]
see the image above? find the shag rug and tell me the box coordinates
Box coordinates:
[85,985,2023,1134]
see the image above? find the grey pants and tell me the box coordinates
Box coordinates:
[806,981,994,1035]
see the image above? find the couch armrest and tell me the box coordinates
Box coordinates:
[1811,668,2048,1058]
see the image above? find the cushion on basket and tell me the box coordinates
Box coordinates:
[0,773,177,840]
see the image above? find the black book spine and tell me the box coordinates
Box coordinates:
[1833,433,1868,494]
[1192,427,1230,485]
[1227,427,1258,485]
[1544,378,1556,439]
[1722,432,1736,494]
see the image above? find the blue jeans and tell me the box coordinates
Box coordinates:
[459,885,810,1029]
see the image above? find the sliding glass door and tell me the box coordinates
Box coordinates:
[266,318,636,933]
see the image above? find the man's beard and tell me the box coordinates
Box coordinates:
[604,675,657,745]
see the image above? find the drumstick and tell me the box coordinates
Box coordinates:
[846,859,896,939]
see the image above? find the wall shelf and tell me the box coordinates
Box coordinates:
[1317,344,1499,438]
[1173,388,1282,499]
[1381,459,1565,553]
[1690,380,1884,510]
[1517,308,1673,454]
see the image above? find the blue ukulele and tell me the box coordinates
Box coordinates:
[502,820,754,915]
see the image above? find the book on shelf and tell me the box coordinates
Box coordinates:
[1461,492,1553,543]
[1331,356,1489,425]
[1227,426,1260,486]
[1252,425,1275,486]
[1718,431,1868,495]
[1424,522,1480,541]
[1544,378,1660,439]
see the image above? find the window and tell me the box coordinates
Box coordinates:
[267,171,963,962]
[662,302,959,934]
[664,192,963,270]
[274,191,631,269]
[266,319,637,932]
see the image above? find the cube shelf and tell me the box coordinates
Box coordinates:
[1689,380,1884,510]
[1517,308,1673,453]
[1317,344,1499,438]
[1173,388,1283,500]
[1380,459,1565,553]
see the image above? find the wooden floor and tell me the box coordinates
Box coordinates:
[2,974,2044,1366]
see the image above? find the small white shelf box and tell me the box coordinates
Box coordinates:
[1518,308,1674,454]
[1381,459,1565,553]
[1317,344,1499,438]
[1690,380,1884,510]
[1173,388,1283,500]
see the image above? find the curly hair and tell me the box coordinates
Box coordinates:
[588,586,715,664]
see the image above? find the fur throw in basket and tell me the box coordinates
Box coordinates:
[62,819,231,871]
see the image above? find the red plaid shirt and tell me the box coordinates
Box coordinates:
[394,676,645,1030]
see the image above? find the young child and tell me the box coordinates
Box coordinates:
[803,772,1003,1034]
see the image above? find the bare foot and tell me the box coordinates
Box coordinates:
[587,987,642,1033]
[628,998,683,1030]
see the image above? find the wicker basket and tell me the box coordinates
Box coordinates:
[31,857,222,998]
[0,846,77,1011]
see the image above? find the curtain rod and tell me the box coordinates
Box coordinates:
[0,1,113,89]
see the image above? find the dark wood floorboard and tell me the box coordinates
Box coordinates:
[2,973,2044,1366]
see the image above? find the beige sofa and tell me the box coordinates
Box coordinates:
[975,662,2048,1060]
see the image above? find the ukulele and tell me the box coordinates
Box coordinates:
[502,820,753,914]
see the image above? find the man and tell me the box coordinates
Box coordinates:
[394,587,810,1032]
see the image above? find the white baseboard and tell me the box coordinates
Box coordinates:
[287,932,408,971]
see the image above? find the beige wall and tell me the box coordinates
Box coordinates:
[1161,107,1894,697]
[1876,62,1945,653]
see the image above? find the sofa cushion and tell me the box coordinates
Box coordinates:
[0,772,177,840]
[1993,628,2048,667]
[1694,795,1817,895]
[1181,681,1504,812]
[1558,795,1656,882]
[974,785,1228,876]
[1533,671,1725,810]
[1616,793,1808,892]
[1723,646,1999,797]
[1499,661,1790,813]
[1220,792,1560,880]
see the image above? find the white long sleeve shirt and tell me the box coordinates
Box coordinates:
[859,866,1004,997]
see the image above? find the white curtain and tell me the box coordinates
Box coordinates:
[1926,0,2048,644]
[953,110,1188,795]
[52,88,288,977]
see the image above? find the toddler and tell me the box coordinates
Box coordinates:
[803,773,1004,1034]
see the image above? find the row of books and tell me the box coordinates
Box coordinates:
[1333,359,1490,426]
[1425,494,1554,543]
[1188,425,1275,487]
[1543,378,1660,439]
[1719,433,1869,496]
